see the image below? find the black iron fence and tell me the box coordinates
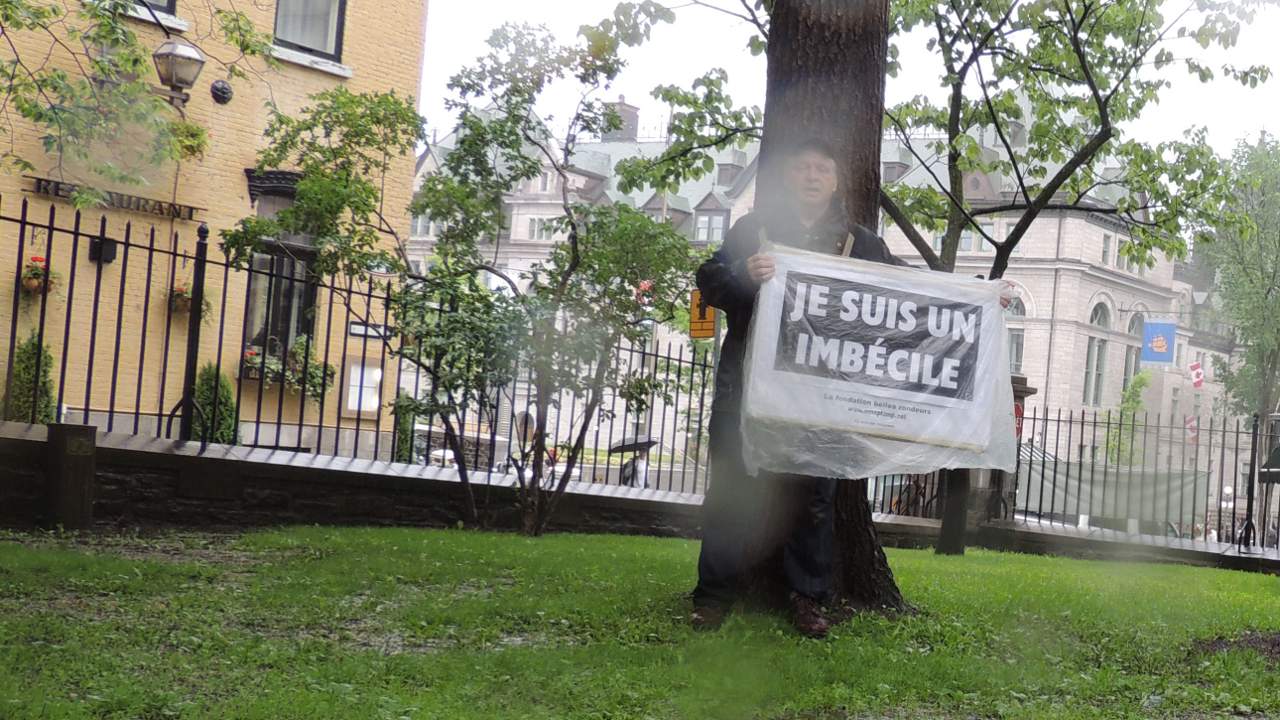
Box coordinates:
[4,196,1277,548]
[1007,407,1278,550]
[0,197,716,491]
[868,472,945,520]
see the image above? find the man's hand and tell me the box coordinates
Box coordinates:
[994,278,1017,309]
[746,254,776,285]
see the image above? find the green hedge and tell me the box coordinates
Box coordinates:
[3,333,55,424]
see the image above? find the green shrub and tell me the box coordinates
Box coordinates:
[3,333,55,424]
[192,362,238,445]
[393,392,416,463]
[1106,370,1151,465]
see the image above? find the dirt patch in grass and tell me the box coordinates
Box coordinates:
[43,533,544,657]
[1195,631,1280,664]
[2,528,257,567]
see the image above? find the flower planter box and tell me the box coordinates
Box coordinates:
[239,362,282,384]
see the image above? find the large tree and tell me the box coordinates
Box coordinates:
[757,0,906,612]
[1205,135,1280,423]
[628,0,1267,277]
[620,0,1272,582]
[878,0,1266,278]
[625,0,907,612]
[1204,134,1280,545]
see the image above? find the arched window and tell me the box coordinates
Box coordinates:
[1089,303,1111,330]
[1083,302,1111,406]
[1006,296,1027,375]
[1123,313,1145,391]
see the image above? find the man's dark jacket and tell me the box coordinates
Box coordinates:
[696,207,907,421]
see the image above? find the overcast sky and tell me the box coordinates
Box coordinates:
[419,1,1280,155]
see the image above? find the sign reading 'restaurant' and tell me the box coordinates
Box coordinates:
[741,245,1016,479]
[27,176,201,221]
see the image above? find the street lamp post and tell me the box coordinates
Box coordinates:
[133,1,207,110]
[151,37,206,109]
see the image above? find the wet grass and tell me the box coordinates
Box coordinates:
[2,526,1279,719]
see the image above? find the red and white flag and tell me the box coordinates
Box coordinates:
[1189,361,1205,389]
[1185,415,1200,442]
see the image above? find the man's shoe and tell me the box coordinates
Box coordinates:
[690,604,727,631]
[789,593,830,639]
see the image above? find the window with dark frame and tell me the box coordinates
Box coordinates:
[274,0,346,62]
[242,194,319,373]
[694,211,728,244]
[527,217,556,241]
[138,0,177,14]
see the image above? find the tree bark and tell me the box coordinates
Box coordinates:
[440,415,479,526]
[759,0,888,230]
[754,0,908,614]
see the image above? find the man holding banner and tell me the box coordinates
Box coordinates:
[691,139,1017,638]
[690,139,907,638]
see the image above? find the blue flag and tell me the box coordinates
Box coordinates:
[1141,322,1177,364]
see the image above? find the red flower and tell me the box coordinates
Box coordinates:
[244,350,258,357]
[29,256,45,264]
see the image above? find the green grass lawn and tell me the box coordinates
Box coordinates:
[2,527,1279,720]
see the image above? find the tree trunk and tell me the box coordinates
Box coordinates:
[1257,350,1279,427]
[522,364,554,537]
[989,243,1013,280]
[1255,353,1279,547]
[758,0,888,229]
[754,0,908,614]
[440,415,479,525]
[539,351,612,535]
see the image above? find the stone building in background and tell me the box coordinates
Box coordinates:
[876,136,1238,463]
[409,99,1241,486]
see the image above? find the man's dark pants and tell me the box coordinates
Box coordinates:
[693,410,837,609]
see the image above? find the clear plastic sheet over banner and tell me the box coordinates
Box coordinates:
[740,245,1017,479]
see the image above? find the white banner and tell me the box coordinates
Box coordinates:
[741,245,1017,478]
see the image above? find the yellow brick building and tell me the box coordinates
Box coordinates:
[0,0,428,459]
